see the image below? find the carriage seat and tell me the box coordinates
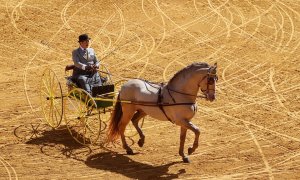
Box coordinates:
[64,64,112,96]
[65,64,75,71]
[65,64,78,88]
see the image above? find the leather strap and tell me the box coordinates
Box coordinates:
[157,86,174,123]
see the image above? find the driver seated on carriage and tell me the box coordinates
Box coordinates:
[66,34,107,96]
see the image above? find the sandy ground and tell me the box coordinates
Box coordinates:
[1,0,300,179]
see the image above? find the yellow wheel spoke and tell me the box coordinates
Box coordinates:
[64,88,101,145]
[40,69,63,129]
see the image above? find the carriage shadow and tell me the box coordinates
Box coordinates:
[85,152,185,179]
[25,125,81,147]
[22,124,93,161]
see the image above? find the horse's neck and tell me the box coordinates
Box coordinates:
[166,72,206,101]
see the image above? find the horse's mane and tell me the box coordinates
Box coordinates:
[168,62,209,84]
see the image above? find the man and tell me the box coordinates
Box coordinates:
[72,34,102,95]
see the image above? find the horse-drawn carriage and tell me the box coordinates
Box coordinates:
[40,62,218,162]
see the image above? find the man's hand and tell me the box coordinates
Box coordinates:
[91,64,99,73]
[85,65,92,71]
[91,64,99,70]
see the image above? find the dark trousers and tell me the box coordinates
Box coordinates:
[76,72,102,94]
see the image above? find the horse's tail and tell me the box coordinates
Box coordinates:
[107,94,123,142]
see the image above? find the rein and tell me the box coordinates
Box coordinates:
[140,77,206,99]
[166,75,208,100]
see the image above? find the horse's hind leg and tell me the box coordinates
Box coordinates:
[118,105,136,155]
[131,110,146,147]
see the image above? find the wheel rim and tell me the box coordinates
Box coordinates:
[40,68,63,128]
[64,88,101,145]
[98,107,113,123]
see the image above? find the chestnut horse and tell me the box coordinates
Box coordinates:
[108,62,217,162]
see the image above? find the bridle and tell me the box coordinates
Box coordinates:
[200,72,218,96]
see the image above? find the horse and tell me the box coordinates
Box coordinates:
[107,62,218,163]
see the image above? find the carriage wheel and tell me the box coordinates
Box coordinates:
[40,68,63,129]
[64,88,101,145]
[99,63,113,85]
[98,107,113,123]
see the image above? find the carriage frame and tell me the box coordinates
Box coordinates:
[39,64,142,145]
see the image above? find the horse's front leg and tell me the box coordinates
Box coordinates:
[187,122,200,155]
[179,127,190,163]
[178,120,200,156]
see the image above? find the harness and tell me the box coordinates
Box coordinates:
[120,69,218,124]
[156,83,198,123]
[154,71,218,123]
[157,85,174,123]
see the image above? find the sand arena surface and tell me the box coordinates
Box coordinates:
[1,0,300,179]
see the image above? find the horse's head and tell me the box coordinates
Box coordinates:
[199,63,218,101]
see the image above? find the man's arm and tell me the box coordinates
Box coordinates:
[72,49,87,70]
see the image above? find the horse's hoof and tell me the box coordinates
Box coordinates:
[138,139,144,147]
[183,157,190,163]
[188,147,194,155]
[126,149,134,155]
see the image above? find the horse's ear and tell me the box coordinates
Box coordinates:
[209,62,217,74]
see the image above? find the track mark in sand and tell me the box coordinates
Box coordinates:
[162,45,224,82]
[230,2,246,37]
[112,4,126,46]
[91,13,115,53]
[0,156,18,180]
[209,108,300,143]
[274,5,285,53]
[180,0,229,40]
[221,61,269,91]
[267,14,279,43]
[198,3,278,49]
[120,29,155,77]
[148,0,167,50]
[7,0,26,34]
[244,124,274,180]
[208,0,233,38]
[246,1,262,38]
[273,152,300,167]
[276,2,295,53]
[269,68,288,110]
[60,0,75,31]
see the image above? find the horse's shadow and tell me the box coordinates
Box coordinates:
[85,152,185,179]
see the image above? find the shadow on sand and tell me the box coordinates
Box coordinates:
[17,123,185,179]
[85,152,185,179]
[22,124,93,161]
